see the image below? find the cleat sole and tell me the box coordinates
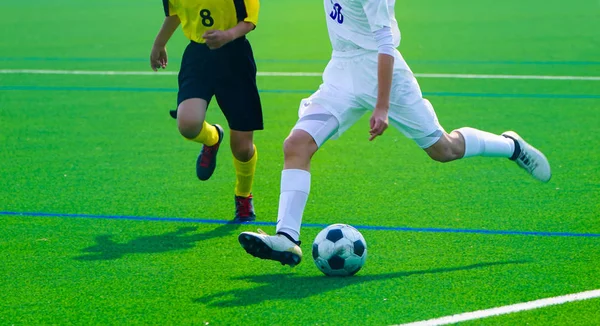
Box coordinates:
[238,233,301,267]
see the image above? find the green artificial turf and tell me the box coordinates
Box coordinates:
[1,0,599,325]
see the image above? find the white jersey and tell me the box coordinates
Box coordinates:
[324,0,400,52]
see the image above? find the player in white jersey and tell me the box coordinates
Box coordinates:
[238,0,551,267]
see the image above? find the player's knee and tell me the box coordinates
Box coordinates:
[231,143,254,162]
[176,98,208,139]
[283,131,317,159]
[177,117,202,139]
[230,132,255,161]
[425,137,463,163]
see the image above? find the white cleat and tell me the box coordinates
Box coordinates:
[238,229,302,267]
[502,131,551,182]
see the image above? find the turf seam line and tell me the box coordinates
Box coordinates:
[2,57,600,65]
[2,69,600,81]
[2,211,599,238]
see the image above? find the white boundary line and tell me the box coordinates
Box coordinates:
[416,73,600,81]
[395,289,600,326]
[1,69,600,81]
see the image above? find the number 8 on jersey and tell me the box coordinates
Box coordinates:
[163,0,259,44]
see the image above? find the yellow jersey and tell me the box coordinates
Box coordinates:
[163,0,259,43]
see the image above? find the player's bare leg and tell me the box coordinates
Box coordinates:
[281,129,318,171]
[423,131,466,163]
[177,98,209,139]
[230,130,258,222]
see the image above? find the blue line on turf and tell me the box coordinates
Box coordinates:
[0,86,178,92]
[2,57,600,65]
[1,211,599,238]
[1,86,599,99]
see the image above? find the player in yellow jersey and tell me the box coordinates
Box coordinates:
[150,0,262,222]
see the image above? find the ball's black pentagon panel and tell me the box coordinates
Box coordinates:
[312,243,319,260]
[353,240,365,256]
[328,255,345,270]
[326,228,344,242]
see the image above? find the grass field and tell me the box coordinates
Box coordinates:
[1,0,599,325]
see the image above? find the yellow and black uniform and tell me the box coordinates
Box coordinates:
[163,0,263,131]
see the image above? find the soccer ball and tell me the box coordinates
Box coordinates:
[312,224,367,276]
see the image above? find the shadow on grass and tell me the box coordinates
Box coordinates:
[194,260,530,307]
[74,223,243,261]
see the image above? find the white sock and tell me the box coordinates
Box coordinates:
[456,127,515,158]
[276,169,311,242]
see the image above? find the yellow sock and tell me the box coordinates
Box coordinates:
[234,145,257,197]
[190,121,219,146]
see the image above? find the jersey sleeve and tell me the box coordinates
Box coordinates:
[361,0,391,32]
[241,0,260,26]
[162,0,177,17]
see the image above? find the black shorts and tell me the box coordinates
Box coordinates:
[177,37,263,131]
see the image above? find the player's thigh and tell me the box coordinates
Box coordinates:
[292,102,340,148]
[176,43,213,134]
[300,59,366,145]
[296,88,366,147]
[177,98,209,124]
[352,53,443,148]
[177,41,215,111]
[214,39,263,132]
[388,70,445,149]
[176,98,209,138]
[214,80,263,132]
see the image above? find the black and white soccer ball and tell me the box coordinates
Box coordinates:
[312,224,367,276]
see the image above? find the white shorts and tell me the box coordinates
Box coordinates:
[294,49,444,149]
